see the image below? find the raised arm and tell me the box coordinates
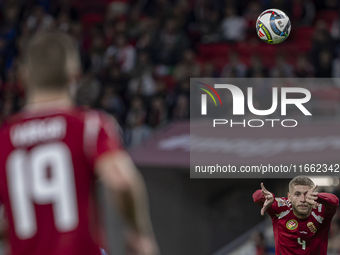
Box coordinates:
[317,193,339,219]
[95,150,159,255]
[253,183,275,216]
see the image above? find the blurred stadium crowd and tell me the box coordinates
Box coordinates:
[0,0,340,148]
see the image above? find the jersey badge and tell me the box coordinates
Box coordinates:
[276,198,287,207]
[286,219,298,230]
[307,222,317,233]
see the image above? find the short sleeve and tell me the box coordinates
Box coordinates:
[83,110,123,168]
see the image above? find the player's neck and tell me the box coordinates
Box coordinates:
[293,209,311,220]
[25,90,73,110]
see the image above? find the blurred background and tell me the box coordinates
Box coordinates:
[0,0,340,254]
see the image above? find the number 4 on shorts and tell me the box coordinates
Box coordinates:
[297,238,306,250]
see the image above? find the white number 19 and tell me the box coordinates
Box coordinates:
[7,142,79,239]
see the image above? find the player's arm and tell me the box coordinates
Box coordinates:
[253,183,277,216]
[306,186,339,220]
[95,150,158,255]
[306,186,339,217]
[317,193,339,217]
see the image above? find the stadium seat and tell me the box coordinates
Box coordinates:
[160,75,176,91]
[75,2,106,16]
[315,10,338,28]
[295,27,314,42]
[253,44,276,67]
[211,57,228,72]
[198,44,230,60]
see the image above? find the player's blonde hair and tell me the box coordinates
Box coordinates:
[23,31,80,91]
[289,176,315,191]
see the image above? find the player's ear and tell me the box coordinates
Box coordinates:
[288,192,291,202]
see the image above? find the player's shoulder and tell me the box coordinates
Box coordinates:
[275,197,291,208]
[80,108,120,130]
[273,197,292,212]
[2,107,111,124]
[0,107,120,139]
[312,203,325,214]
[272,197,292,220]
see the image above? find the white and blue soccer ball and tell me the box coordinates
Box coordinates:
[256,9,291,44]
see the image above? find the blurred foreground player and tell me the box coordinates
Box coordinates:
[253,176,339,254]
[0,31,158,255]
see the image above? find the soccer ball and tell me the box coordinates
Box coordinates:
[256,9,291,44]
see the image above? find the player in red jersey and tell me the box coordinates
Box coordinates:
[253,176,339,255]
[0,31,159,255]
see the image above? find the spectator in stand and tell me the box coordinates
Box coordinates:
[199,9,221,44]
[126,7,144,41]
[172,2,191,30]
[315,50,333,77]
[263,0,292,17]
[175,80,190,98]
[136,17,158,54]
[332,51,340,77]
[131,51,154,78]
[100,86,126,123]
[251,231,268,255]
[26,5,54,32]
[270,54,294,77]
[295,54,314,77]
[105,34,136,74]
[314,0,339,10]
[56,11,72,33]
[126,97,147,128]
[128,52,156,97]
[144,0,173,22]
[69,21,84,50]
[154,80,168,99]
[151,18,189,65]
[76,72,101,108]
[128,74,157,97]
[292,0,315,26]
[310,20,334,70]
[201,62,219,78]
[221,7,246,43]
[247,54,268,78]
[331,11,340,43]
[104,65,129,96]
[173,49,200,82]
[89,35,106,73]
[125,97,152,147]
[147,96,168,128]
[172,94,189,120]
[243,1,262,36]
[51,0,79,22]
[221,52,247,78]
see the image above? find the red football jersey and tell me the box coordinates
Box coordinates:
[0,106,122,255]
[253,190,339,255]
